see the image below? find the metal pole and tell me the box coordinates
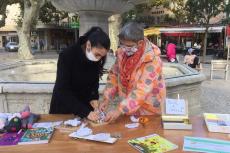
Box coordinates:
[227,45,230,63]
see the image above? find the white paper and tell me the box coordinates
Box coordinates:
[125,123,140,129]
[32,121,63,128]
[76,128,92,137]
[130,116,139,123]
[165,99,186,115]
[93,133,111,141]
[69,132,117,144]
[64,118,81,127]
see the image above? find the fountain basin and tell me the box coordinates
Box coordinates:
[0,60,205,115]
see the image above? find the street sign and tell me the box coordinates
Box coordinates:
[70,22,80,29]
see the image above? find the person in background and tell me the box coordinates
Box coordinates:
[39,39,44,51]
[49,27,110,122]
[99,22,166,123]
[166,40,177,63]
[184,48,199,68]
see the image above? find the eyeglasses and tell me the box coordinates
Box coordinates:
[120,45,138,52]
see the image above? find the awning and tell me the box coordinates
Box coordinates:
[160,26,224,33]
[163,32,193,37]
[144,27,160,36]
[144,26,225,36]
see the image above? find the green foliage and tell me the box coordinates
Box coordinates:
[168,0,187,24]
[121,0,188,25]
[0,0,22,27]
[185,0,224,25]
[222,0,230,24]
[0,0,69,28]
[38,1,68,24]
[121,0,169,25]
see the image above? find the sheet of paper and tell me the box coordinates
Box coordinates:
[32,121,63,128]
[165,99,186,115]
[69,132,117,144]
[92,133,111,141]
[183,136,230,153]
[75,124,92,137]
[130,116,139,123]
[64,118,81,126]
[125,123,139,129]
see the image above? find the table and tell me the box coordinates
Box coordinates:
[0,114,229,153]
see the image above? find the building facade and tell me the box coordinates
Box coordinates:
[0,4,77,51]
[0,4,19,48]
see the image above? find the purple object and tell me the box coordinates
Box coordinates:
[0,131,24,146]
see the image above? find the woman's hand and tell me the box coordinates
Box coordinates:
[104,109,122,123]
[87,111,100,122]
[99,101,109,112]
[90,100,99,110]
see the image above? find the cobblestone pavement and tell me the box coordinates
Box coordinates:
[178,54,230,114]
[0,50,58,64]
[0,50,229,114]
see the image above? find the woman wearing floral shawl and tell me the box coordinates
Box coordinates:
[99,22,166,122]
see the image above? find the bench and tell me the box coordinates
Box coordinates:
[210,60,229,80]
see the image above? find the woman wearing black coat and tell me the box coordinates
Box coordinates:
[49,27,110,122]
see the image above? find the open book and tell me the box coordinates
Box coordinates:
[204,113,230,133]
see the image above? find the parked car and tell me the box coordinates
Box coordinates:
[5,42,19,52]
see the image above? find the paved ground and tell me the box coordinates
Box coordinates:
[178,54,230,114]
[0,49,58,64]
[0,50,229,114]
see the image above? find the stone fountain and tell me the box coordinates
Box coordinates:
[0,57,205,115]
[51,0,146,35]
[0,0,206,115]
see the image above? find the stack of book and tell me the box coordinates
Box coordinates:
[161,98,192,130]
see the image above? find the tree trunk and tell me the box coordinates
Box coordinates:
[202,27,208,63]
[109,14,122,53]
[17,0,44,60]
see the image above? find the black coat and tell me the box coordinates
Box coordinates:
[49,37,100,118]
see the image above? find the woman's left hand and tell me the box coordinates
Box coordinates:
[104,109,122,123]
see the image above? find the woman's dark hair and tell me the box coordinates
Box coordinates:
[84,27,110,77]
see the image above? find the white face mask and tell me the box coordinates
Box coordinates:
[86,49,100,62]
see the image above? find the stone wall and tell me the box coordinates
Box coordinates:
[0,84,53,114]
[0,79,205,116]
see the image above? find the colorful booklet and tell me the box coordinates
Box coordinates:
[183,136,230,153]
[18,128,54,145]
[204,113,230,133]
[128,134,178,153]
[0,131,24,146]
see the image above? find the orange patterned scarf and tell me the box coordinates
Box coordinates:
[120,42,145,94]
